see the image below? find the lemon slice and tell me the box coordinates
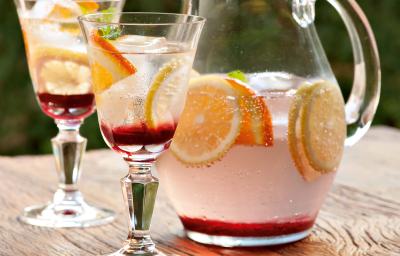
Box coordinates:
[90,31,136,93]
[300,81,346,173]
[33,47,90,94]
[145,59,189,128]
[288,81,346,181]
[226,78,273,146]
[170,75,242,166]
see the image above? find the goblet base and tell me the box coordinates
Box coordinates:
[185,228,312,247]
[109,247,166,256]
[18,198,115,228]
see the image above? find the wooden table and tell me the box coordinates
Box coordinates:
[0,126,399,255]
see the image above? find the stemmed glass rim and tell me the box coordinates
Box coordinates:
[78,12,206,26]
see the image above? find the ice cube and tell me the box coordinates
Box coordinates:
[30,0,81,19]
[248,72,300,91]
[30,0,55,18]
[26,22,79,51]
[97,74,148,126]
[113,35,167,54]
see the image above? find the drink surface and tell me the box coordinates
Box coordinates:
[157,72,346,237]
[87,33,195,158]
[18,0,122,120]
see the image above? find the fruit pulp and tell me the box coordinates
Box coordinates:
[37,92,95,120]
[157,72,339,238]
[100,122,177,155]
[180,216,315,237]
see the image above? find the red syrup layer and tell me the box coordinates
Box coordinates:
[100,122,176,150]
[180,216,315,237]
[37,92,95,120]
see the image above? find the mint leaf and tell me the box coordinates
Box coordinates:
[228,70,248,83]
[98,25,121,40]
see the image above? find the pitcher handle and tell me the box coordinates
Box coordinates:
[326,0,381,146]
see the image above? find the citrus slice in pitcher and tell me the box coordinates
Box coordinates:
[90,31,137,93]
[33,47,90,94]
[226,78,273,146]
[288,81,346,181]
[300,81,346,173]
[170,75,242,166]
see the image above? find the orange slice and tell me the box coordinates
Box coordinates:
[288,81,346,181]
[78,1,100,14]
[90,31,136,93]
[47,2,81,19]
[32,47,91,94]
[226,78,273,146]
[48,5,75,19]
[170,75,242,166]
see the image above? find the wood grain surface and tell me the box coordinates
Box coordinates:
[0,126,399,256]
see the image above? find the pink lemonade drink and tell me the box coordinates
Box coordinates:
[157,72,346,246]
[85,30,196,158]
[18,0,123,120]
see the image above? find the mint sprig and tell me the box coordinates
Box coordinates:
[228,70,248,83]
[98,25,122,40]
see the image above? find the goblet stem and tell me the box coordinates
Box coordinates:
[118,161,159,255]
[51,119,86,209]
[53,119,86,192]
[19,119,115,227]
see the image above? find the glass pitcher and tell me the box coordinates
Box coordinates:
[157,0,380,247]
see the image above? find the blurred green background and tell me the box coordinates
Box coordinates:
[0,0,398,155]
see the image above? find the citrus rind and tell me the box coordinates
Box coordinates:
[288,83,320,181]
[226,78,273,146]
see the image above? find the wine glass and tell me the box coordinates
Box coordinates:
[14,0,126,228]
[79,12,205,255]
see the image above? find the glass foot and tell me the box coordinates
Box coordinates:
[109,248,165,256]
[18,191,115,228]
[19,203,114,228]
[186,228,312,247]
[108,239,165,256]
